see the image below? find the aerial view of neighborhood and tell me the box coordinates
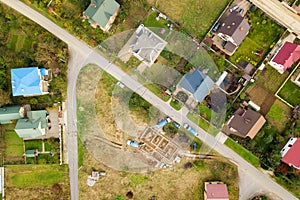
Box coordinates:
[0,0,300,199]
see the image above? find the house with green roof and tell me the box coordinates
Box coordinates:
[0,106,24,124]
[15,110,47,138]
[83,0,120,32]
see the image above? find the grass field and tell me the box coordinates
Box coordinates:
[143,11,168,28]
[170,99,182,110]
[156,0,231,39]
[266,100,291,132]
[255,65,290,94]
[5,165,70,199]
[4,129,24,164]
[24,140,43,152]
[231,9,285,66]
[78,146,239,200]
[187,112,219,136]
[278,79,300,107]
[224,138,260,167]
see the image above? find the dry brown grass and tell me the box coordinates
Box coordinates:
[79,149,239,200]
[246,85,276,116]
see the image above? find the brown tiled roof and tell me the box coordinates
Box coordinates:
[219,12,250,45]
[224,108,266,139]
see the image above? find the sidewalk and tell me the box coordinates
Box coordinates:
[62,101,68,164]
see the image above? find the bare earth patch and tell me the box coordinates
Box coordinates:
[246,85,276,116]
[79,149,239,200]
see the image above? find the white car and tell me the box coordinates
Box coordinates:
[116,81,125,88]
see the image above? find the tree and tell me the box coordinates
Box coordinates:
[163,123,178,136]
[0,89,11,106]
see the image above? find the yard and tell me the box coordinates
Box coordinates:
[3,124,24,164]
[277,79,300,107]
[0,4,68,106]
[230,8,285,66]
[266,100,292,132]
[255,65,291,94]
[156,0,232,39]
[78,143,239,200]
[5,165,70,199]
[25,138,60,164]
[187,112,219,136]
[224,138,260,167]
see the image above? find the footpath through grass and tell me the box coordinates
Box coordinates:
[225,138,260,167]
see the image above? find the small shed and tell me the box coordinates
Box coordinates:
[25,150,36,158]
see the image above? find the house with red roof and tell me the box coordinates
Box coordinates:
[280,137,300,170]
[204,182,229,200]
[269,42,300,74]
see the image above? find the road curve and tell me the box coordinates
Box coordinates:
[0,1,299,200]
[251,0,300,36]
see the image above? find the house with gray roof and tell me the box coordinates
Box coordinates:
[178,69,214,103]
[218,12,250,55]
[128,24,167,66]
[83,0,120,32]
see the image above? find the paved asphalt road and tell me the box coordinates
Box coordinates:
[1,1,299,200]
[251,0,300,36]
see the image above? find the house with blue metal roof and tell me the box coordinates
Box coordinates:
[178,69,214,103]
[11,67,48,96]
[83,0,120,32]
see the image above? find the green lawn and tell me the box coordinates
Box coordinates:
[6,164,68,187]
[78,137,84,167]
[157,0,231,39]
[143,11,168,28]
[266,100,291,132]
[25,140,43,152]
[255,64,290,94]
[197,102,217,121]
[187,112,219,136]
[170,99,182,110]
[278,79,300,107]
[4,130,24,163]
[225,138,260,167]
[230,9,285,66]
[146,83,170,102]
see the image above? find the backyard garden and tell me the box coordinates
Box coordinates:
[0,4,68,108]
[230,6,286,67]
[1,121,60,165]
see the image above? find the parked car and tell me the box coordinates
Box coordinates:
[116,81,125,88]
[212,22,221,32]
[229,5,239,12]
[126,139,139,148]
[239,9,244,15]
[156,117,171,128]
[173,121,181,128]
[183,123,197,136]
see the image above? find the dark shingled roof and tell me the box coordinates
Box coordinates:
[219,12,250,45]
[223,108,266,139]
[224,41,237,53]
